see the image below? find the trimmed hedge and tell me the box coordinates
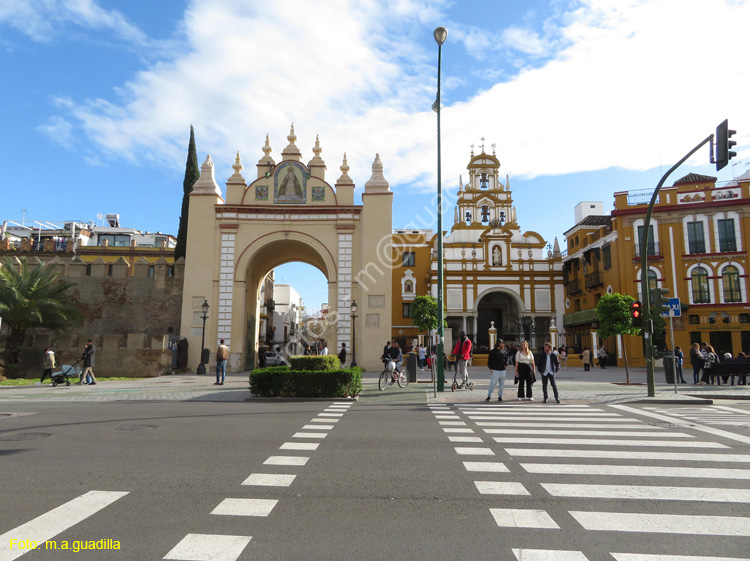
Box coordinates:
[288,355,340,371]
[249,366,362,398]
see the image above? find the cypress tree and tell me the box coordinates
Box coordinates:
[174,125,200,260]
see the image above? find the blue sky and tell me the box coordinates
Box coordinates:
[2,0,748,312]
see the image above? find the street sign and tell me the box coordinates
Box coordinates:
[661,297,681,317]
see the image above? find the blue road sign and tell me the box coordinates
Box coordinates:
[661,297,681,317]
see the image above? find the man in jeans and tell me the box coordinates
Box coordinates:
[486,339,508,402]
[535,341,561,403]
[215,339,229,385]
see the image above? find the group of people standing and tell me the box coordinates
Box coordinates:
[486,339,561,403]
[580,345,608,371]
[689,341,748,385]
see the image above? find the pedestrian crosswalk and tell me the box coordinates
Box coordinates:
[646,404,750,427]
[429,401,750,560]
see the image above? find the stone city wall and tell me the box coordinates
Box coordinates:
[0,257,184,378]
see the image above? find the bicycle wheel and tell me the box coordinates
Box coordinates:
[379,370,389,391]
[398,370,409,388]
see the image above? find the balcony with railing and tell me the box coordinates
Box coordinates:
[585,271,603,289]
[565,280,581,296]
[634,242,661,258]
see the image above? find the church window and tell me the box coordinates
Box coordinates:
[402,303,412,318]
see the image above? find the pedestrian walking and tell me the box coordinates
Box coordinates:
[536,342,561,403]
[320,342,329,356]
[215,339,229,385]
[40,348,55,384]
[77,340,97,385]
[451,331,473,388]
[418,344,426,370]
[515,340,535,401]
[486,339,508,402]
[559,346,568,369]
[674,346,686,383]
[582,347,591,371]
[700,345,718,385]
[597,345,608,368]
[258,346,266,368]
[338,342,347,365]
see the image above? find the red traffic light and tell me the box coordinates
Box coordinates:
[631,301,643,326]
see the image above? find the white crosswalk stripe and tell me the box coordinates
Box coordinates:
[436,401,750,560]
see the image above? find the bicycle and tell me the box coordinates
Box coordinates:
[379,359,409,390]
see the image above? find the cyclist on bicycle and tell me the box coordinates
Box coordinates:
[388,341,404,378]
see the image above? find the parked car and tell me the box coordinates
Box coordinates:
[264,350,286,366]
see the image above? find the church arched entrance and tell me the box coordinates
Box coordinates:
[475,290,521,348]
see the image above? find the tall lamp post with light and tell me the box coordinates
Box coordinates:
[350,300,358,367]
[197,299,209,375]
[433,26,447,391]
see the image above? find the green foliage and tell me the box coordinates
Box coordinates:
[249,366,362,398]
[596,293,640,339]
[288,355,340,371]
[0,257,83,370]
[410,295,446,332]
[174,125,200,261]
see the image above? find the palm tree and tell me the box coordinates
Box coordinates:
[0,257,83,376]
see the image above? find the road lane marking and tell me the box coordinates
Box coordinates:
[474,481,529,495]
[570,511,750,535]
[513,549,589,560]
[612,405,750,446]
[442,428,474,433]
[448,436,483,442]
[241,473,296,487]
[494,438,726,448]
[542,483,750,502]
[264,456,309,466]
[478,422,660,429]
[475,417,634,422]
[309,417,338,423]
[292,432,327,439]
[612,554,750,561]
[0,490,128,561]
[211,498,278,517]
[317,413,343,417]
[483,429,691,437]
[163,533,252,561]
[439,421,467,425]
[523,463,750,479]
[455,447,495,455]
[464,411,620,416]
[302,424,333,430]
[505,449,750,463]
[490,509,559,529]
[280,442,319,450]
[463,461,509,472]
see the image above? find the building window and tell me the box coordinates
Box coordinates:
[98,234,131,247]
[167,265,175,277]
[687,222,705,254]
[691,267,710,303]
[637,225,656,256]
[85,264,92,276]
[148,265,155,278]
[107,264,114,277]
[718,219,737,252]
[402,252,415,267]
[740,313,750,324]
[688,314,700,325]
[602,245,611,270]
[722,265,742,302]
[402,303,412,318]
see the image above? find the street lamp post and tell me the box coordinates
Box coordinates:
[197,299,209,375]
[350,300,358,367]
[434,26,447,392]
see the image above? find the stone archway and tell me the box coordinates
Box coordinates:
[179,127,394,372]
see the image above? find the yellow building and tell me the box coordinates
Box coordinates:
[612,171,750,362]
[391,145,565,353]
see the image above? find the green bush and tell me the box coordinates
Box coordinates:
[288,355,340,371]
[249,366,361,398]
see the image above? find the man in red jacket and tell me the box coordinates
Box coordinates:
[452,331,473,388]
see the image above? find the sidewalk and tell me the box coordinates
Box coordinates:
[420,364,750,405]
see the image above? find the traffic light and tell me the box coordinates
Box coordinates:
[655,288,671,316]
[631,300,642,328]
[716,119,737,171]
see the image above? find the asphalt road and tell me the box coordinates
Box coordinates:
[1,379,750,561]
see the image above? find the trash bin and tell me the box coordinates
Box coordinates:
[406,353,418,383]
[662,354,675,384]
[201,348,211,365]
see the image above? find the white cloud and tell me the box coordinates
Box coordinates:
[39,0,750,193]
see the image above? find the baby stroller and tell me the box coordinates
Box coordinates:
[50,361,81,387]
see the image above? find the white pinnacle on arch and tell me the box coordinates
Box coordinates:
[364,153,390,193]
